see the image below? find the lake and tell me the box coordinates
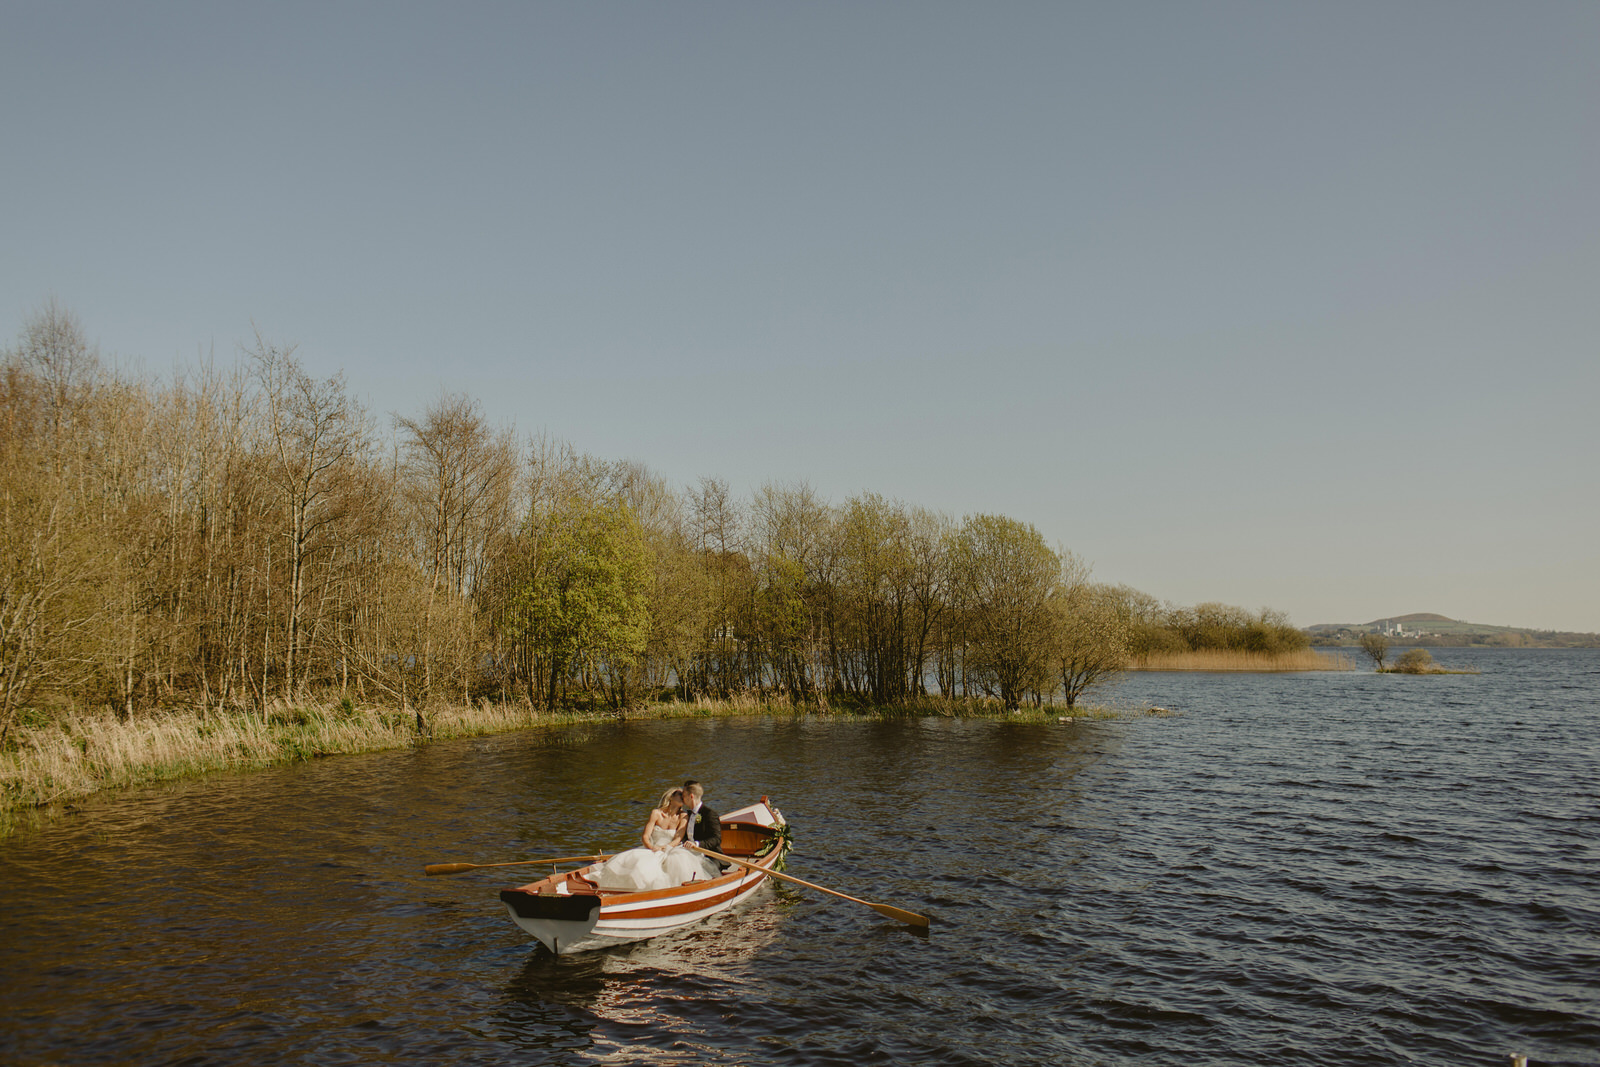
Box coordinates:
[1,647,1596,1065]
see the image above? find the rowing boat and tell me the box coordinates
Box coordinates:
[499,797,790,954]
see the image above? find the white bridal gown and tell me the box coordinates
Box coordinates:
[663,843,722,884]
[593,825,721,891]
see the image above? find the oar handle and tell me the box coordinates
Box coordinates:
[687,845,931,928]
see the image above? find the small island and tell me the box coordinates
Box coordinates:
[1357,644,1478,675]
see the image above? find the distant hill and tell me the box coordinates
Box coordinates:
[1306,614,1600,649]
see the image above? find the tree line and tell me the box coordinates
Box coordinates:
[1,304,1302,742]
[1111,590,1310,658]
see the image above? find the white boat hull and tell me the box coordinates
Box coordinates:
[500,800,788,955]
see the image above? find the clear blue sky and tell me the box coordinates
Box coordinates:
[5,2,1597,631]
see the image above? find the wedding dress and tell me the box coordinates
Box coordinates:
[593,826,676,891]
[663,846,722,884]
[593,824,720,891]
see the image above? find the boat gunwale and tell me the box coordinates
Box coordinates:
[503,816,787,910]
[498,799,789,952]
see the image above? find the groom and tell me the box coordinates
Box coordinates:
[681,779,725,863]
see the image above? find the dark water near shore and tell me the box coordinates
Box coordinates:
[2,648,1597,1065]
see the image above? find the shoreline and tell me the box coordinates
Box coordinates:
[0,694,1170,840]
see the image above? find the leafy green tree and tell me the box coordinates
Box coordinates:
[834,493,915,703]
[1050,558,1131,709]
[951,514,1059,710]
[1394,648,1434,673]
[642,535,712,698]
[748,482,835,703]
[510,499,651,709]
[1155,600,1309,655]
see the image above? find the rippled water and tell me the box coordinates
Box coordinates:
[2,648,1596,1066]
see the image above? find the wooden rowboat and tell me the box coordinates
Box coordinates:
[499,797,790,954]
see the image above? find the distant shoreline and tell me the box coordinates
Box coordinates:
[1311,637,1600,650]
[1307,614,1599,649]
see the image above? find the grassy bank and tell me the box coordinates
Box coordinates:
[0,694,1167,840]
[0,699,541,838]
[1129,648,1353,672]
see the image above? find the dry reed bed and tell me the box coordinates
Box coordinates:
[1129,649,1353,672]
[0,700,548,832]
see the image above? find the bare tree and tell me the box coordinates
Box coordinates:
[394,393,518,598]
[332,461,440,721]
[690,477,741,557]
[84,376,164,720]
[166,357,264,717]
[1358,632,1390,671]
[0,477,99,741]
[0,309,102,738]
[903,507,951,697]
[394,393,518,706]
[251,332,365,700]
[683,477,754,697]
[19,299,99,458]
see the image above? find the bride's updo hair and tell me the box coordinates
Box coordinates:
[658,787,684,812]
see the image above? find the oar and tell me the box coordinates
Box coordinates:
[424,854,607,876]
[687,844,931,928]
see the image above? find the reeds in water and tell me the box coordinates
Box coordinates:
[0,699,556,835]
[1128,648,1353,672]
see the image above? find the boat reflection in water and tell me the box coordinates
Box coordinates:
[499,881,790,1062]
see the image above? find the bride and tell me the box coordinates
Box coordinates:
[592,788,710,892]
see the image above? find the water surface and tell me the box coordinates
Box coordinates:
[2,647,1596,1065]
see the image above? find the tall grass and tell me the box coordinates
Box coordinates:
[1128,648,1353,672]
[0,700,554,836]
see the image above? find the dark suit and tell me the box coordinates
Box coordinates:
[685,803,723,860]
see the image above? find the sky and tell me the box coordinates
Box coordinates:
[4,2,1598,632]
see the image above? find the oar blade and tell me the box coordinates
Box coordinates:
[424,862,479,876]
[871,902,932,928]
